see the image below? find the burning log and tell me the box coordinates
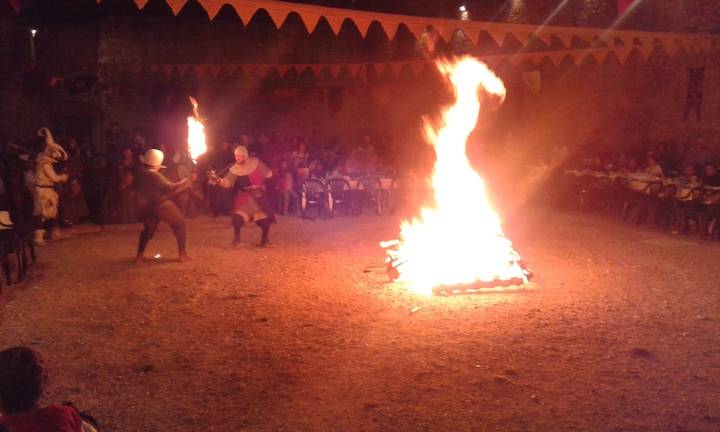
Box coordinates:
[385,255,533,295]
[381,57,531,296]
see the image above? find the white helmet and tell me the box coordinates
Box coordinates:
[37,127,68,161]
[139,149,166,169]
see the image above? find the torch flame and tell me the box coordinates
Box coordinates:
[187,97,207,164]
[382,56,527,295]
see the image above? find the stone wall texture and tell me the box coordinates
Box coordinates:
[0,0,718,159]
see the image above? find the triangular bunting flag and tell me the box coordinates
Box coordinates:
[325,15,345,35]
[533,31,552,46]
[619,35,636,47]
[553,33,573,48]
[409,62,425,76]
[636,43,654,61]
[660,38,682,58]
[329,65,342,79]
[677,38,695,54]
[200,1,223,20]
[383,22,402,40]
[405,22,427,40]
[488,30,507,47]
[549,52,566,67]
[298,13,322,33]
[528,53,546,66]
[206,65,220,78]
[512,32,532,46]
[613,47,632,64]
[591,48,610,64]
[575,32,595,45]
[437,24,457,43]
[177,64,190,76]
[276,65,292,76]
[134,0,151,9]
[388,62,401,76]
[352,17,374,37]
[194,65,207,78]
[166,0,185,15]
[234,6,257,25]
[267,9,289,29]
[459,23,482,44]
[347,64,363,77]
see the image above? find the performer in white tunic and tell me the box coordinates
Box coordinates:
[209,145,275,247]
[33,127,69,245]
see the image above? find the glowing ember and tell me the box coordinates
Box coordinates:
[381,56,528,296]
[187,97,207,163]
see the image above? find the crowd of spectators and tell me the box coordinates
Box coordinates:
[0,123,397,227]
[566,136,720,187]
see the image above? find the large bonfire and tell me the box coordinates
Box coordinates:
[382,56,529,296]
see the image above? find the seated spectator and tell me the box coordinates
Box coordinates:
[678,163,699,185]
[643,155,663,177]
[309,160,326,179]
[0,346,99,432]
[702,162,720,187]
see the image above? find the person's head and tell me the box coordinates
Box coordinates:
[139,149,166,171]
[297,138,306,152]
[239,135,250,147]
[0,347,48,415]
[704,162,717,177]
[627,157,638,170]
[122,147,134,160]
[682,164,696,177]
[234,145,249,164]
[120,169,134,187]
[646,155,657,166]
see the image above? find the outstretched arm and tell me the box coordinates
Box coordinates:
[212,172,236,189]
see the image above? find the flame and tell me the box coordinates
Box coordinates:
[187,97,207,163]
[381,56,527,296]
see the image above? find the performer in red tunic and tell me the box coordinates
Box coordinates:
[209,145,275,247]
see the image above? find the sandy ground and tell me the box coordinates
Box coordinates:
[1,208,719,431]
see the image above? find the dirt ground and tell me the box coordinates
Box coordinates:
[1,208,719,431]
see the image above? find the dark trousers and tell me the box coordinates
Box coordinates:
[136,200,187,255]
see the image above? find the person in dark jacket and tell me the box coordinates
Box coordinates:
[134,149,193,264]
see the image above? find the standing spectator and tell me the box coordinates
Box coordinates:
[291,138,309,169]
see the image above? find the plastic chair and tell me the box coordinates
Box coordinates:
[359,177,382,216]
[299,178,329,220]
[326,177,354,217]
[677,187,711,238]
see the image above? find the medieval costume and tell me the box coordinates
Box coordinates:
[33,128,69,245]
[134,149,192,263]
[211,145,275,247]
